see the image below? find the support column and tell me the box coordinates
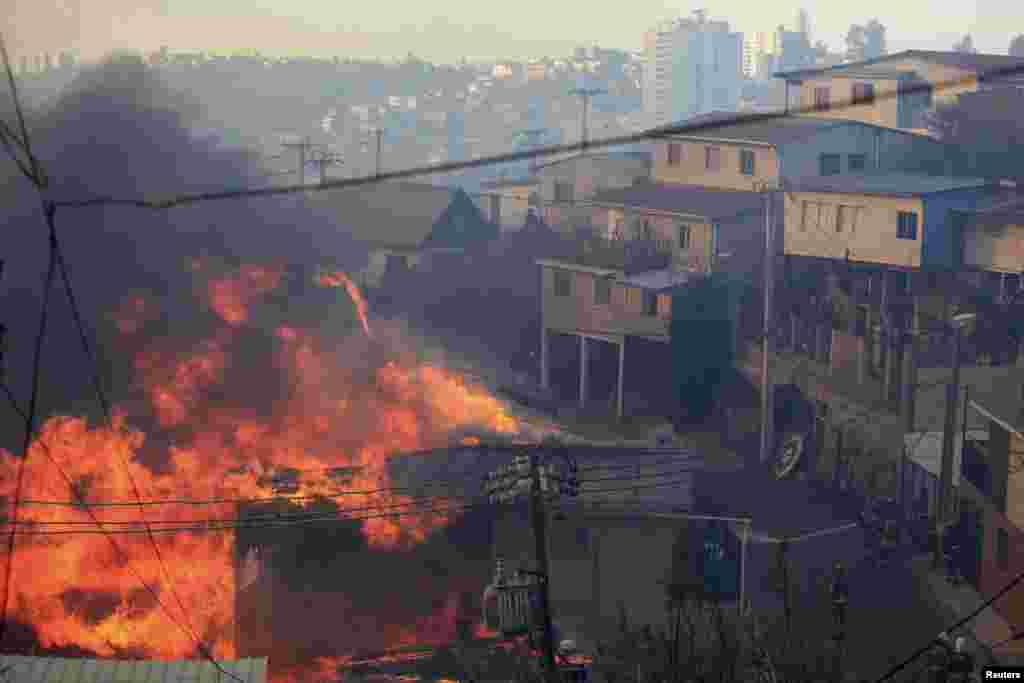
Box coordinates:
[859,306,872,386]
[616,338,625,421]
[579,335,588,408]
[540,327,550,390]
[902,292,920,433]
[791,310,799,354]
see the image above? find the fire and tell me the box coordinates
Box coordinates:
[0,259,521,669]
[316,269,372,338]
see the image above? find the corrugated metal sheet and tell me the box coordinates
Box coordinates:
[0,656,268,683]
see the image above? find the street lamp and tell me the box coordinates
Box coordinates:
[933,312,977,572]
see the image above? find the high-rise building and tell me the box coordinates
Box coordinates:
[643,12,744,127]
[743,31,769,78]
[774,24,814,73]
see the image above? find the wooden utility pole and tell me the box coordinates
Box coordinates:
[310,149,343,185]
[934,314,974,570]
[569,87,606,148]
[282,137,315,186]
[374,128,383,176]
[759,184,777,465]
[529,453,559,683]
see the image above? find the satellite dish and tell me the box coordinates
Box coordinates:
[775,433,804,480]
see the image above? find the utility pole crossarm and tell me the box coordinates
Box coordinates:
[569,87,607,148]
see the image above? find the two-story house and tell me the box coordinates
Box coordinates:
[651,111,957,189]
[535,150,653,230]
[776,50,1024,133]
[748,174,1010,501]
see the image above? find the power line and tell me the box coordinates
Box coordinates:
[45,64,1022,214]
[0,37,243,681]
[871,565,1024,682]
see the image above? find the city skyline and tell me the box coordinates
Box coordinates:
[3,0,1021,65]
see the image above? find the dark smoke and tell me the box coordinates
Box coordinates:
[0,53,367,452]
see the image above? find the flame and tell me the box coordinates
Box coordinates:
[208,264,283,326]
[0,258,522,670]
[315,269,373,338]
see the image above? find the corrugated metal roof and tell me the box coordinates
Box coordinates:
[788,173,991,197]
[0,656,268,683]
[591,182,764,220]
[776,49,1024,80]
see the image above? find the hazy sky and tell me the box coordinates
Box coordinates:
[3,0,1021,64]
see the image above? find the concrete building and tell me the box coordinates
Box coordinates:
[642,13,744,128]
[743,31,770,79]
[775,50,1024,133]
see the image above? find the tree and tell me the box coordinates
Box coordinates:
[1010,34,1024,57]
[844,24,867,62]
[926,87,1024,184]
[953,34,976,53]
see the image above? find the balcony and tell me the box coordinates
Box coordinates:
[546,233,674,275]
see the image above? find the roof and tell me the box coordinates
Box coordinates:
[787,173,992,197]
[480,177,541,189]
[654,111,947,145]
[652,111,847,145]
[534,151,652,173]
[0,656,268,683]
[620,268,702,292]
[776,49,1024,81]
[316,183,492,250]
[590,183,764,220]
[315,182,458,249]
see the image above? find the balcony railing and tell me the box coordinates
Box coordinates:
[548,232,674,274]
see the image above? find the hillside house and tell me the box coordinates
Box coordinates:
[652,112,956,192]
[775,50,1024,133]
[315,183,497,287]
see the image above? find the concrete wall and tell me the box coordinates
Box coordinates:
[964,222,1024,273]
[782,191,924,267]
[541,266,671,339]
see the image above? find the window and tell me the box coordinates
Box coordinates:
[554,181,574,202]
[678,223,691,249]
[576,527,590,550]
[385,253,408,274]
[814,86,831,111]
[836,205,848,233]
[642,290,658,316]
[800,201,810,231]
[848,154,867,172]
[740,149,756,176]
[998,528,1010,571]
[554,270,572,297]
[667,143,681,166]
[852,82,876,105]
[594,277,611,306]
[704,146,721,171]
[819,154,842,176]
[897,211,918,240]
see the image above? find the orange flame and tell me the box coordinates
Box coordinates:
[0,258,521,668]
[315,269,373,338]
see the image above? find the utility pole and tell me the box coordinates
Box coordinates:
[529,453,558,683]
[514,127,548,174]
[568,87,606,149]
[310,149,344,186]
[484,449,578,683]
[373,128,384,176]
[934,313,976,571]
[758,183,776,465]
[282,136,315,186]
